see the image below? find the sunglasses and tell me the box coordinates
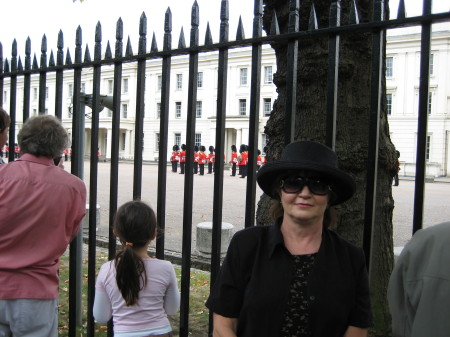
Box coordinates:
[280,176,331,195]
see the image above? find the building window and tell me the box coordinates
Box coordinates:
[428,92,432,114]
[262,134,269,147]
[123,78,129,94]
[386,57,393,78]
[68,84,73,96]
[107,80,113,94]
[195,133,202,147]
[122,104,128,119]
[175,133,181,146]
[121,133,126,151]
[46,87,49,99]
[196,101,202,118]
[426,135,431,162]
[81,82,86,93]
[176,74,183,90]
[386,94,392,115]
[264,66,273,84]
[156,103,161,119]
[107,109,112,118]
[33,88,38,101]
[240,68,248,86]
[263,98,272,116]
[3,91,7,104]
[429,54,434,76]
[239,99,247,116]
[197,72,203,88]
[157,75,162,90]
[175,102,182,118]
[155,133,160,151]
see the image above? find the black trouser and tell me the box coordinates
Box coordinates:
[231,163,236,176]
[393,174,399,186]
[208,162,213,174]
[241,164,247,177]
[180,162,185,174]
[193,162,198,174]
[171,161,178,172]
[199,164,205,175]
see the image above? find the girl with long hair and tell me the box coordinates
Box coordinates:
[94,200,180,337]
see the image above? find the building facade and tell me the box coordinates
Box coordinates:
[3,29,450,176]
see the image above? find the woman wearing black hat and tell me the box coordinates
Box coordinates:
[206,141,372,337]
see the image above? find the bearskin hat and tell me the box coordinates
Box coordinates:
[173,145,179,151]
[194,145,199,151]
[181,144,186,150]
[200,145,206,152]
[231,145,237,152]
[209,145,215,152]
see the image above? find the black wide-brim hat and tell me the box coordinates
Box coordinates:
[256,141,356,205]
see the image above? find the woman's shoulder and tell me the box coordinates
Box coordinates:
[145,258,175,270]
[324,229,365,260]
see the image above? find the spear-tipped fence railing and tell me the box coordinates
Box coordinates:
[0,0,449,336]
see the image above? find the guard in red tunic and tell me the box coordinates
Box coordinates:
[198,145,207,175]
[207,146,215,174]
[256,149,262,171]
[230,145,238,176]
[179,144,186,174]
[241,145,248,178]
[193,145,199,174]
[171,145,180,172]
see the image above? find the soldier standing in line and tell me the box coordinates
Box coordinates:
[179,144,186,174]
[198,145,207,176]
[207,146,215,174]
[230,145,238,176]
[170,145,180,173]
[238,144,245,178]
[193,145,199,174]
[256,149,262,171]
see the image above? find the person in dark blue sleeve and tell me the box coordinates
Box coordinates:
[206,140,373,337]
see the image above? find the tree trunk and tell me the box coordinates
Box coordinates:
[258,1,397,335]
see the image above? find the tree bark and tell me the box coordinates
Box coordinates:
[258,1,398,335]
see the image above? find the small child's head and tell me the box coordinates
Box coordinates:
[113,200,157,248]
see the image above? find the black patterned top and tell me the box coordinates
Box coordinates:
[280,253,317,337]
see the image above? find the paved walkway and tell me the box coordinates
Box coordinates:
[71,160,449,258]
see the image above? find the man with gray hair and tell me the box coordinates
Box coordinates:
[0,115,86,336]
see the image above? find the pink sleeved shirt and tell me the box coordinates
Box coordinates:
[0,154,86,299]
[94,258,180,332]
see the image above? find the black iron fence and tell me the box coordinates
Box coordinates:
[1,0,449,336]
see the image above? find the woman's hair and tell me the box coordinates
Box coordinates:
[113,200,157,306]
[18,115,68,158]
[0,107,10,133]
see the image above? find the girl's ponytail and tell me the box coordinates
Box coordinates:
[113,201,157,306]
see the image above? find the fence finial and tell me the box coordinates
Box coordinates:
[57,31,64,66]
[105,41,112,60]
[164,8,172,51]
[219,0,229,43]
[236,16,245,40]
[205,23,213,46]
[84,44,91,63]
[65,48,72,65]
[191,0,199,27]
[49,50,55,67]
[397,0,406,19]
[126,36,133,57]
[151,32,158,53]
[270,10,280,36]
[95,22,102,61]
[178,27,186,49]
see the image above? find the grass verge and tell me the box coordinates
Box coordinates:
[58,251,210,336]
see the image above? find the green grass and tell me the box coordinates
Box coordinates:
[58,252,210,336]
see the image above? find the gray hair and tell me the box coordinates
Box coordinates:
[18,115,68,158]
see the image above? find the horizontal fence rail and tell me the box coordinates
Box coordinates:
[1,0,449,336]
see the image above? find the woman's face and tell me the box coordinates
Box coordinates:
[279,171,330,226]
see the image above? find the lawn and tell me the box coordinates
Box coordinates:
[58,251,210,336]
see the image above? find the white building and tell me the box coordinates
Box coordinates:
[3,29,450,176]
